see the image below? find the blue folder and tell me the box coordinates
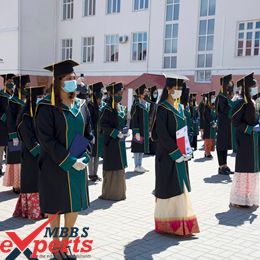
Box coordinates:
[69,134,90,158]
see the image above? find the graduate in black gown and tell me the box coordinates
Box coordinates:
[230,73,260,208]
[13,85,45,220]
[131,84,150,173]
[215,74,235,175]
[189,93,199,151]
[154,75,199,236]
[88,82,104,182]
[3,75,29,194]
[198,95,206,139]
[35,60,93,259]
[0,74,15,176]
[99,82,128,201]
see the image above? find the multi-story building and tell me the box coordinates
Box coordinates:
[0,0,260,107]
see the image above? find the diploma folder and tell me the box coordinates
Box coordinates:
[69,134,90,158]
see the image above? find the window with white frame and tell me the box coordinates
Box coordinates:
[62,0,74,20]
[195,0,216,82]
[163,0,180,68]
[107,0,120,14]
[105,35,119,62]
[84,0,96,16]
[133,0,148,11]
[62,39,73,60]
[82,37,94,63]
[132,32,147,61]
[237,21,260,57]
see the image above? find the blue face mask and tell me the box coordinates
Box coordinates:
[63,80,77,93]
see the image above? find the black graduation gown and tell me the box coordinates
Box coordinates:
[198,101,205,130]
[215,93,232,151]
[35,97,94,214]
[147,101,157,155]
[203,106,217,139]
[6,96,24,164]
[232,100,259,173]
[18,113,40,193]
[131,102,150,153]
[87,101,100,157]
[100,101,127,171]
[0,90,10,146]
[155,101,191,199]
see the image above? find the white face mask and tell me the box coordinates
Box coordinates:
[211,97,216,103]
[250,86,258,97]
[171,90,182,100]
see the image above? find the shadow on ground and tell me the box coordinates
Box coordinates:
[0,217,37,231]
[124,230,198,259]
[204,174,232,184]
[0,190,18,203]
[125,171,144,180]
[215,206,258,227]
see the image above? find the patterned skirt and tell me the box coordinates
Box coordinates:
[230,172,259,206]
[3,164,21,188]
[154,186,200,236]
[13,193,44,220]
[204,139,215,153]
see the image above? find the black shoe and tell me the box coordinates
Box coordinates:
[224,166,234,174]
[12,188,20,194]
[205,154,213,159]
[63,246,77,259]
[218,167,230,175]
[0,169,3,176]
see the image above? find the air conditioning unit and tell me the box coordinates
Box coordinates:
[119,35,129,44]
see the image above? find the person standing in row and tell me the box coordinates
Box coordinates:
[215,75,234,175]
[189,93,199,151]
[13,85,46,220]
[35,60,93,259]
[203,91,217,159]
[198,95,206,139]
[88,82,104,182]
[230,73,260,208]
[0,74,15,177]
[99,83,128,201]
[3,75,29,194]
[154,75,199,236]
[131,84,150,173]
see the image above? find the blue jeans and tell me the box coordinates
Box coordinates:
[134,153,143,168]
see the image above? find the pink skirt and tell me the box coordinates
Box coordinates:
[13,193,44,220]
[230,172,259,206]
[3,164,21,188]
[155,186,200,236]
[204,139,215,153]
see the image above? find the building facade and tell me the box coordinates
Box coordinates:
[0,0,260,107]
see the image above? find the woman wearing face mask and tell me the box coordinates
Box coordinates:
[99,82,127,201]
[87,82,104,182]
[215,75,234,175]
[146,86,158,155]
[0,74,15,177]
[154,75,199,236]
[3,75,29,194]
[13,85,46,220]
[35,60,93,259]
[230,73,260,208]
[131,84,150,173]
[189,93,199,151]
[203,91,217,159]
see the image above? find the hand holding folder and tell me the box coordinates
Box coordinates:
[69,134,90,158]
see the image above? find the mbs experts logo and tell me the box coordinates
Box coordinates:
[0,213,93,259]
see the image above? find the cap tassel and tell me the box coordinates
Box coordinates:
[112,84,115,109]
[30,88,33,117]
[51,65,55,106]
[243,78,248,104]
[18,76,22,100]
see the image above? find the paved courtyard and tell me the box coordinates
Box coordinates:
[0,138,259,260]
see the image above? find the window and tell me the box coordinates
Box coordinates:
[163,0,180,68]
[84,0,96,16]
[200,0,216,17]
[62,0,73,20]
[237,20,260,57]
[105,35,119,62]
[82,37,94,63]
[195,0,216,82]
[107,0,120,14]
[132,32,147,61]
[62,39,73,60]
[133,0,148,11]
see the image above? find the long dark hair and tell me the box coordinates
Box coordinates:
[159,87,171,103]
[244,85,256,124]
[17,94,37,125]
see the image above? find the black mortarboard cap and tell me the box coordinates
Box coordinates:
[13,75,31,88]
[1,74,15,82]
[43,60,79,77]
[220,74,232,86]
[244,72,256,88]
[252,92,260,101]
[135,84,147,95]
[106,82,123,94]
[26,85,45,97]
[89,82,104,94]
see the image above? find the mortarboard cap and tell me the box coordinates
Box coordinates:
[43,59,79,77]
[89,82,104,94]
[220,74,232,86]
[252,92,260,101]
[13,75,30,88]
[164,74,189,88]
[244,72,256,88]
[1,74,15,83]
[135,84,147,95]
[106,82,123,94]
